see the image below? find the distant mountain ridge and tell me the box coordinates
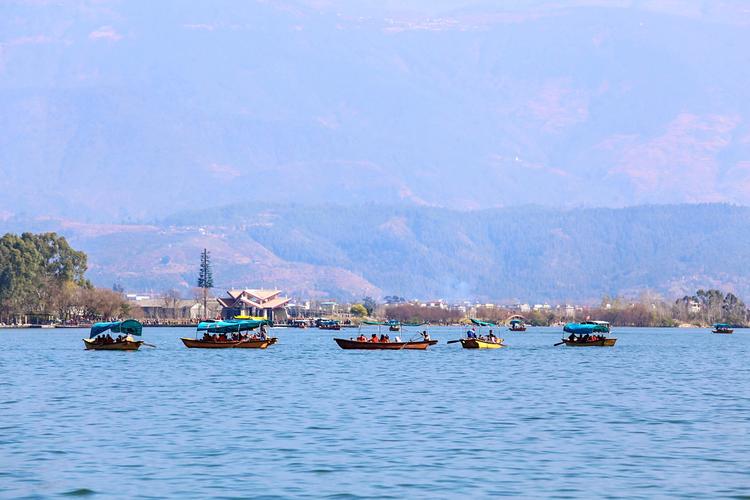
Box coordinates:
[2,203,749,302]
[2,1,750,220]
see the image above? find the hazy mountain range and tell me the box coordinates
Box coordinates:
[2,1,750,221]
[2,203,749,303]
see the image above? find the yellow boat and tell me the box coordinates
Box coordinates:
[460,338,505,349]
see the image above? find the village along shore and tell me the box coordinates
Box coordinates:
[0,232,747,329]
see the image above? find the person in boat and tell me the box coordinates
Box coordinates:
[466,328,477,339]
[203,332,211,341]
[394,336,401,342]
[567,332,577,342]
[379,334,387,342]
[422,330,431,341]
[259,329,267,341]
[357,334,367,342]
[370,334,379,343]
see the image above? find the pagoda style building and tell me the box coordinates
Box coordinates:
[216,289,290,323]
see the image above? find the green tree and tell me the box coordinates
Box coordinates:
[197,249,214,320]
[350,303,367,317]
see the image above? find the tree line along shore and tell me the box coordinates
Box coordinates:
[0,232,747,328]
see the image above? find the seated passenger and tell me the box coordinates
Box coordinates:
[370,334,379,343]
[422,331,431,341]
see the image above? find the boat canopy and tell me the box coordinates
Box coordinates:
[509,319,524,324]
[89,319,143,338]
[362,320,388,326]
[402,321,426,327]
[713,323,731,328]
[234,315,266,321]
[563,322,609,335]
[470,318,495,327]
[197,319,268,333]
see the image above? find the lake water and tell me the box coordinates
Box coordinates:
[1,326,748,498]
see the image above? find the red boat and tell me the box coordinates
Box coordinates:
[334,338,438,350]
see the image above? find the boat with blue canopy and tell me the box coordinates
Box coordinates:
[508,318,527,332]
[712,323,734,334]
[558,321,616,346]
[83,319,144,350]
[181,319,277,348]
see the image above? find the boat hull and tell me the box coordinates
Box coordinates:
[460,338,505,349]
[713,329,734,334]
[83,339,143,351]
[509,326,526,332]
[562,338,617,347]
[181,337,277,348]
[233,338,278,349]
[334,338,438,350]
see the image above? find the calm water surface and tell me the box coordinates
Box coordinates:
[1,326,749,498]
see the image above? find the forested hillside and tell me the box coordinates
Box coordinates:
[158,203,750,302]
[4,203,746,302]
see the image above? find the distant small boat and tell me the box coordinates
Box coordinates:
[712,323,734,334]
[508,319,526,332]
[83,319,144,351]
[334,338,438,350]
[459,338,505,349]
[389,323,401,332]
[318,320,341,330]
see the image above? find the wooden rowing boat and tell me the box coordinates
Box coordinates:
[181,337,278,349]
[561,338,617,347]
[459,338,505,349]
[83,338,143,351]
[334,338,438,350]
[712,329,734,334]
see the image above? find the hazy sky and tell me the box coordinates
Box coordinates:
[1,0,749,221]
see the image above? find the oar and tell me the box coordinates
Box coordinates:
[141,342,157,348]
[398,334,423,350]
[553,339,567,346]
[447,339,464,344]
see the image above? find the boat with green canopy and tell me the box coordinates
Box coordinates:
[83,319,144,350]
[181,319,277,349]
[448,319,505,348]
[470,318,496,327]
[712,323,734,334]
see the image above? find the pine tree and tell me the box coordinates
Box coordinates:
[197,249,214,319]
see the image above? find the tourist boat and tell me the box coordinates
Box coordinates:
[83,319,144,350]
[459,337,505,349]
[388,321,401,332]
[712,323,734,334]
[180,319,276,349]
[508,318,526,332]
[318,319,341,330]
[334,338,438,350]
[560,338,617,347]
[559,322,616,347]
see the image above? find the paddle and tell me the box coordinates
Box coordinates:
[398,334,424,350]
[447,339,464,344]
[553,340,566,346]
[141,342,157,348]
